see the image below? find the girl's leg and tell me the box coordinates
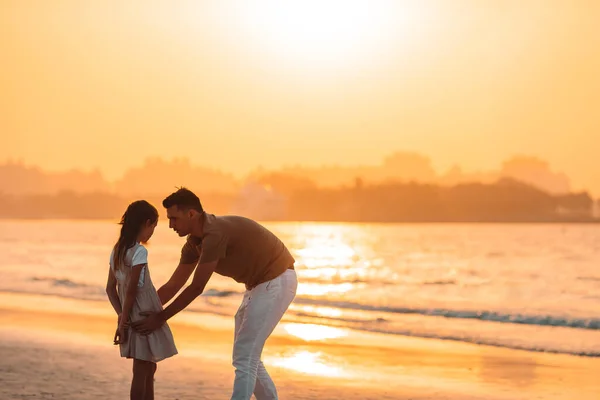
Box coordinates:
[131,359,154,400]
[144,362,157,400]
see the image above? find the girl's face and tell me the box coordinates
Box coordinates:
[138,219,158,243]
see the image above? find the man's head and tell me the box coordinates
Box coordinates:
[162,187,204,237]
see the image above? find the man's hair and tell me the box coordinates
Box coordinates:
[162,187,204,213]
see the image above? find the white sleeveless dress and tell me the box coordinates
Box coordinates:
[110,243,177,362]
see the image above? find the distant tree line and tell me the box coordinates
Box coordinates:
[0,178,596,222]
[286,178,596,222]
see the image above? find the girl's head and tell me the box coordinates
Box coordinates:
[113,200,158,268]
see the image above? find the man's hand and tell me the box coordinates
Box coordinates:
[131,311,165,335]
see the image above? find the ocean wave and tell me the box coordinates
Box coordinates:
[6,279,243,302]
[298,276,392,285]
[422,279,456,285]
[0,277,108,301]
[577,276,600,282]
[292,311,389,324]
[0,288,104,302]
[28,278,242,298]
[31,277,94,288]
[294,297,600,330]
[296,275,489,287]
[334,324,600,357]
[202,289,240,297]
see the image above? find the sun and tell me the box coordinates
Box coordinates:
[235,1,417,71]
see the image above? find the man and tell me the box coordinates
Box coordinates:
[132,187,297,400]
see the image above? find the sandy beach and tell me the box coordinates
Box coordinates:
[1,293,598,400]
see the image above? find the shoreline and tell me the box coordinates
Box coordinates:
[1,293,599,399]
[4,290,600,359]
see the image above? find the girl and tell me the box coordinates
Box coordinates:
[105,200,177,400]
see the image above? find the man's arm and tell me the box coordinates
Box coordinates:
[132,260,218,335]
[157,262,197,305]
[160,260,217,320]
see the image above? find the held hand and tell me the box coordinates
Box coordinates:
[131,311,165,336]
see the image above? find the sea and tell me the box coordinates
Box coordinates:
[1,220,599,356]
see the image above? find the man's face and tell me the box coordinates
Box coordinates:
[166,206,193,237]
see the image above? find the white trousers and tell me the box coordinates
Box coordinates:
[230,269,298,400]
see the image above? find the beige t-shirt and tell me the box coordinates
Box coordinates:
[180,213,295,288]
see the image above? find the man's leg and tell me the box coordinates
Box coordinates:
[253,271,298,399]
[231,270,297,400]
[237,301,278,399]
[234,291,250,342]
[253,361,277,399]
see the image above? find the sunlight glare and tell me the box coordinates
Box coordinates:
[284,323,349,341]
[236,0,415,70]
[297,282,355,296]
[296,241,356,268]
[269,350,343,377]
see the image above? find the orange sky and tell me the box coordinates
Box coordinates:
[1,1,599,193]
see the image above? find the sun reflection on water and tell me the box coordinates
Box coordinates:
[290,225,375,297]
[296,241,356,268]
[296,282,355,296]
[283,323,348,341]
[269,350,343,377]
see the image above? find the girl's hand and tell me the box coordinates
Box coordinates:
[113,316,129,345]
[113,327,122,345]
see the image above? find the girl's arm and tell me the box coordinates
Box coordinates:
[120,264,144,328]
[105,268,122,316]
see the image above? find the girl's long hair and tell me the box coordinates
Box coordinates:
[112,200,158,270]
